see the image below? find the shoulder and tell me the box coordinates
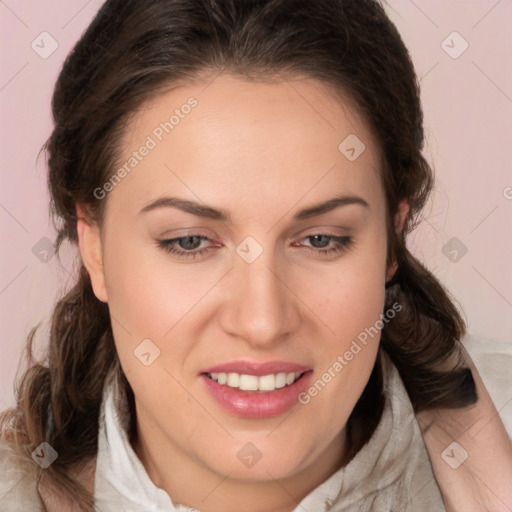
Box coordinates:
[416,333,512,511]
[0,436,43,512]
[462,333,512,436]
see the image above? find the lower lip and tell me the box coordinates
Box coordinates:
[201,372,313,419]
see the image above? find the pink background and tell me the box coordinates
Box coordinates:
[1,0,511,409]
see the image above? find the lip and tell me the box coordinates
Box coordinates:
[200,361,313,419]
[200,360,311,376]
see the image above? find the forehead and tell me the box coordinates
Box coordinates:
[108,74,384,220]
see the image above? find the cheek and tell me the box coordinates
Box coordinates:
[297,229,388,339]
[101,227,219,338]
[100,229,230,403]
[101,240,208,428]
[294,230,387,422]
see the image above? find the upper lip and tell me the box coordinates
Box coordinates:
[200,360,311,376]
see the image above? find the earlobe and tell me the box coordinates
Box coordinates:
[75,203,108,303]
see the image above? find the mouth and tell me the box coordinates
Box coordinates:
[204,371,305,392]
[199,362,313,418]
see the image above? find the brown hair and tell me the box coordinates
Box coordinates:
[1,0,476,509]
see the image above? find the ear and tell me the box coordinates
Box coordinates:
[394,198,409,234]
[75,203,108,302]
[386,199,410,282]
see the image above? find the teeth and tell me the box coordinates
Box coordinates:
[239,374,259,391]
[208,371,301,392]
[275,373,287,389]
[286,372,296,385]
[227,373,239,388]
[258,374,276,391]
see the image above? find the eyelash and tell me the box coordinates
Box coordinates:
[157,234,353,259]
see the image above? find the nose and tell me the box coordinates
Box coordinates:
[219,251,301,349]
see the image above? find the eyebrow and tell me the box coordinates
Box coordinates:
[138,194,369,221]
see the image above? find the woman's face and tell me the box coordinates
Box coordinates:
[84,74,390,494]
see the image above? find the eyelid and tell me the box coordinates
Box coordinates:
[292,223,352,237]
[157,226,217,239]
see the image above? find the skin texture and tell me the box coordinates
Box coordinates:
[77,74,406,511]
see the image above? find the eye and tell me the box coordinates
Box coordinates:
[157,233,353,260]
[157,235,218,259]
[295,234,353,255]
[307,234,332,248]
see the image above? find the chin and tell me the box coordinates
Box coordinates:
[197,437,315,483]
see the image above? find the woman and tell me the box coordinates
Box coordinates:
[1,0,511,511]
